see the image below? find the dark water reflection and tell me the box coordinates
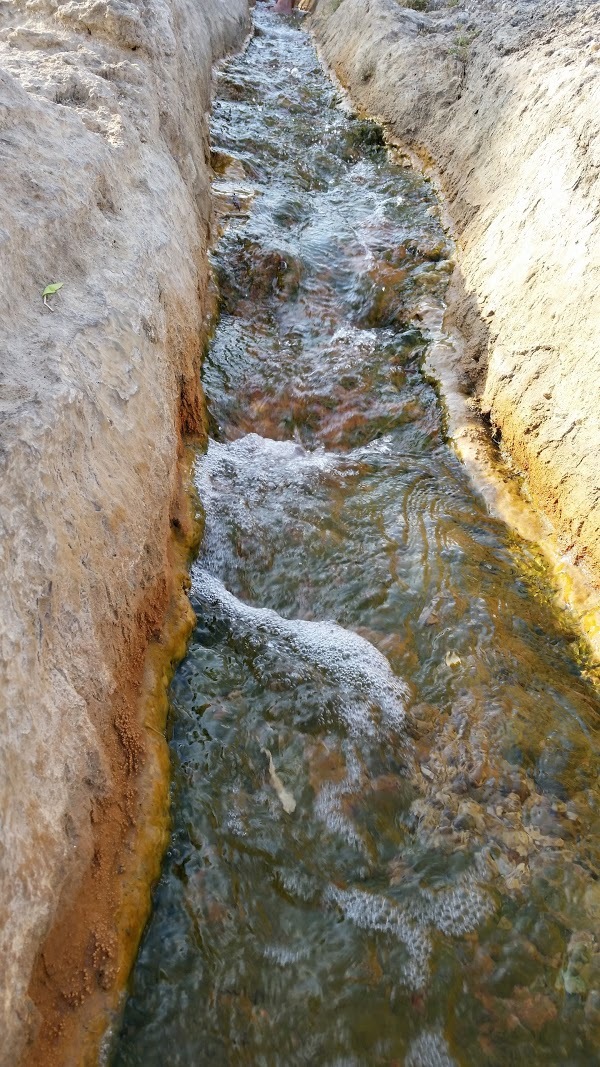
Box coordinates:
[114,9,600,1065]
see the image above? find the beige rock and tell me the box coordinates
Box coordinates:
[0,0,249,1059]
[310,0,600,588]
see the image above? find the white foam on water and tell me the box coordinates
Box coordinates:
[273,866,319,903]
[415,880,495,937]
[195,430,403,587]
[295,324,388,397]
[314,779,367,852]
[351,434,394,457]
[405,1031,457,1067]
[313,746,369,852]
[325,884,432,991]
[330,324,379,349]
[262,942,312,966]
[193,571,410,740]
[196,433,339,574]
[225,810,246,837]
[325,874,495,993]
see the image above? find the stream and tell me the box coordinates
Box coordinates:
[114,9,600,1065]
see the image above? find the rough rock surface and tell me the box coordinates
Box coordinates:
[311,0,600,584]
[0,0,248,1061]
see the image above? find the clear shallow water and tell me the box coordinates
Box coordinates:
[114,10,600,1065]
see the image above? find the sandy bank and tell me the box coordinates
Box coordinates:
[310,0,600,588]
[0,0,248,1060]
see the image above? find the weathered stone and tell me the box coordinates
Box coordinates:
[0,0,249,1059]
[310,0,600,597]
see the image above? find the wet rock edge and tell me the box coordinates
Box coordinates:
[309,0,600,595]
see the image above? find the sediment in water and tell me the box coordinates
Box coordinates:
[309,0,600,593]
[0,0,249,1061]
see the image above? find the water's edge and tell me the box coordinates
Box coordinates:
[114,10,600,1065]
[312,36,600,670]
[17,5,251,1058]
[308,0,600,657]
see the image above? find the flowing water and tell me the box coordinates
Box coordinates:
[114,10,600,1065]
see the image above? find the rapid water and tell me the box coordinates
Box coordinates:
[114,10,600,1065]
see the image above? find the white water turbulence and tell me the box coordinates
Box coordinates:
[193,569,410,740]
[185,563,492,1012]
[115,8,600,1066]
[195,433,339,584]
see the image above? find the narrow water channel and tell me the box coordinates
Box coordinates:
[114,10,600,1065]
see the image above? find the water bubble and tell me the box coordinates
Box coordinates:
[405,1030,457,1067]
[193,571,411,741]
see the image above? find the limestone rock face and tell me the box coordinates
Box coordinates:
[311,0,600,584]
[0,0,248,1059]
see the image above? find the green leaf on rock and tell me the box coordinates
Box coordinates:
[42,282,64,297]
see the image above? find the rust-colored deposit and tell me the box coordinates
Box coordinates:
[25,430,203,1067]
